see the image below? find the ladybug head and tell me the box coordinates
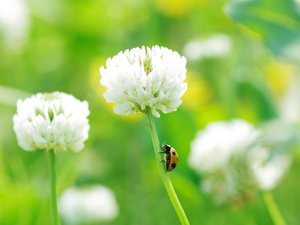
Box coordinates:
[161,144,171,151]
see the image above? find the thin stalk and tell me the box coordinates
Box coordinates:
[48,150,59,225]
[146,109,190,225]
[263,192,286,225]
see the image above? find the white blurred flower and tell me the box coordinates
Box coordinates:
[183,34,231,61]
[250,148,291,191]
[188,119,293,204]
[13,92,89,152]
[188,119,260,173]
[0,0,29,50]
[59,185,119,225]
[279,76,300,124]
[100,46,187,118]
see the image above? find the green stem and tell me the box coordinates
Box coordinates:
[48,150,59,225]
[146,110,190,225]
[263,192,286,225]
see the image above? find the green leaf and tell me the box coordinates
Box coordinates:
[226,0,300,63]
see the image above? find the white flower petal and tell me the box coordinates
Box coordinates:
[249,148,292,191]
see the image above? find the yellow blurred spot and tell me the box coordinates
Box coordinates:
[118,112,144,122]
[265,61,295,96]
[196,102,228,126]
[153,0,199,18]
[182,71,213,110]
[89,57,143,122]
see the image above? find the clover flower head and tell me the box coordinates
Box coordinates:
[59,185,119,224]
[100,46,187,118]
[188,119,292,204]
[13,92,89,152]
[188,119,260,173]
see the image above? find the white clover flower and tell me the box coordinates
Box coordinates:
[249,148,291,191]
[13,92,89,152]
[189,120,293,203]
[188,119,260,173]
[100,46,187,118]
[59,185,119,225]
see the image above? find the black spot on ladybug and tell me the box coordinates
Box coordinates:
[171,163,176,168]
[172,151,176,155]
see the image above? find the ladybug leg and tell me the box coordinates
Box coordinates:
[160,159,165,163]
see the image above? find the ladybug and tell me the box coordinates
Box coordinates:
[160,144,179,172]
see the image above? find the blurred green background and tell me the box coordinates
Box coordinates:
[0,0,300,224]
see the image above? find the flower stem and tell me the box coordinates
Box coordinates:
[146,110,190,225]
[48,150,59,225]
[263,192,286,225]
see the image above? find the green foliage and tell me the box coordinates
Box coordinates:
[226,0,300,62]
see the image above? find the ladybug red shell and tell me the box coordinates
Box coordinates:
[160,144,179,172]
